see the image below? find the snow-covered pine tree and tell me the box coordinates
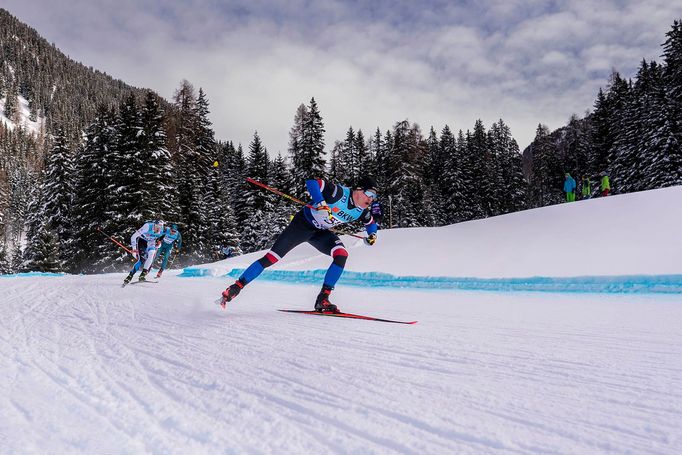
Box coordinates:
[341,126,357,185]
[355,129,370,177]
[638,60,682,189]
[3,79,18,121]
[189,88,216,260]
[388,120,432,227]
[71,107,117,272]
[40,127,75,269]
[22,176,48,272]
[607,73,635,194]
[288,103,308,199]
[0,243,10,274]
[10,242,23,273]
[423,126,442,224]
[173,81,209,262]
[528,124,557,207]
[299,97,326,183]
[256,152,291,250]
[662,20,682,150]
[589,89,613,178]
[466,120,490,218]
[219,141,247,227]
[327,140,344,182]
[100,93,146,271]
[140,90,176,222]
[489,120,527,214]
[368,128,388,199]
[31,228,61,273]
[206,140,241,258]
[241,132,271,252]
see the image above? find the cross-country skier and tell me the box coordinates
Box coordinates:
[123,220,166,285]
[219,176,379,313]
[154,223,182,278]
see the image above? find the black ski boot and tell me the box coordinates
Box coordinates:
[220,279,245,308]
[315,285,340,313]
[123,272,134,286]
[138,269,149,282]
[155,268,164,279]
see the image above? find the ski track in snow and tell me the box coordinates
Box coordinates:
[2,274,682,454]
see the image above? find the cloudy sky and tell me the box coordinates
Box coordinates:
[3,0,680,152]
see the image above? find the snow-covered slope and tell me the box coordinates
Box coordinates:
[1,187,681,454]
[0,93,45,135]
[189,185,682,279]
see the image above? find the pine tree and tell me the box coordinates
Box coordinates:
[0,243,10,274]
[173,80,209,261]
[327,140,344,182]
[467,120,490,218]
[71,107,117,272]
[662,20,682,148]
[638,60,682,189]
[293,97,326,193]
[288,103,307,198]
[100,93,146,271]
[341,126,357,185]
[424,126,444,223]
[607,73,635,194]
[3,79,18,121]
[528,124,556,207]
[489,120,527,214]
[242,132,271,252]
[140,91,176,222]
[40,127,75,268]
[589,89,612,177]
[10,242,23,273]
[256,153,291,249]
[31,229,61,272]
[355,129,369,177]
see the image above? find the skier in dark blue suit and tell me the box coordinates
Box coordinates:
[219,176,379,313]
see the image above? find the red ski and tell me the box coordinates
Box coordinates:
[278,309,417,325]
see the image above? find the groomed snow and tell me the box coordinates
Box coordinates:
[1,187,681,454]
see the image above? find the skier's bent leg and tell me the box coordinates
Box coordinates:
[160,247,171,269]
[323,246,348,288]
[239,251,280,285]
[143,247,156,271]
[221,212,314,306]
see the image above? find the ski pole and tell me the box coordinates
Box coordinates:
[245,178,365,239]
[96,226,136,256]
[246,177,318,210]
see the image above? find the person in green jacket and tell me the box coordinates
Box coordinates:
[600,173,611,197]
[581,176,591,199]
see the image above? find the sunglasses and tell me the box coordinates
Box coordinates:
[364,190,378,199]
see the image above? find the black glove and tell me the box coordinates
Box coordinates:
[364,233,377,246]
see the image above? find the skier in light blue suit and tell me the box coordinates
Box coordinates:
[154,224,182,278]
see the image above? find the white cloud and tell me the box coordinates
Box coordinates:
[3,0,681,151]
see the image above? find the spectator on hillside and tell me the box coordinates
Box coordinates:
[564,173,576,202]
[600,173,611,197]
[581,176,591,199]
